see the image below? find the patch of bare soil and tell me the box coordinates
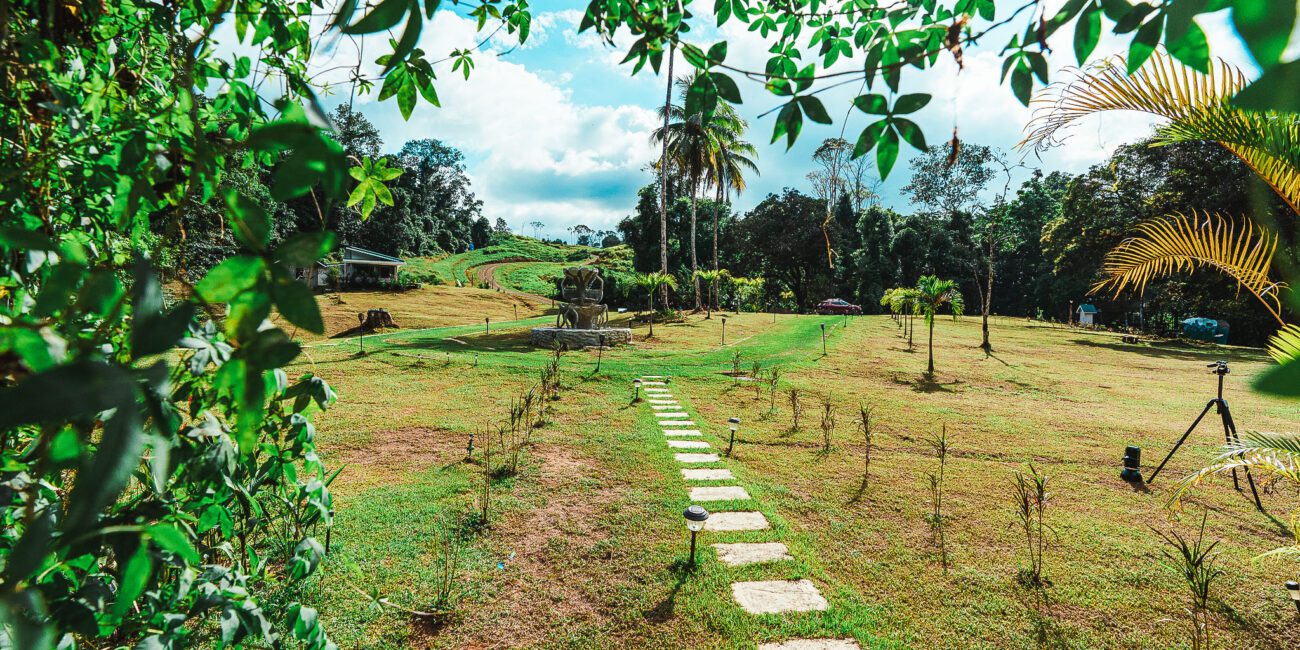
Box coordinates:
[328,427,465,491]
[411,442,623,648]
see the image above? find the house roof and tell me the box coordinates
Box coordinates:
[342,245,405,266]
[1077,303,1100,313]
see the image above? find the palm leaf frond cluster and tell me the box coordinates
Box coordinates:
[1020,53,1300,212]
[1092,211,1287,325]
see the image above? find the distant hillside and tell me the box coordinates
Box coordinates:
[401,236,593,287]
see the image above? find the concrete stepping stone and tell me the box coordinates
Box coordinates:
[648,399,678,404]
[758,640,860,650]
[674,453,720,463]
[702,511,768,531]
[650,404,680,410]
[654,411,690,418]
[731,580,828,614]
[641,380,667,385]
[659,420,695,426]
[667,440,710,449]
[641,375,667,379]
[682,468,733,480]
[689,486,750,501]
[713,542,793,567]
[644,390,671,395]
[664,429,703,437]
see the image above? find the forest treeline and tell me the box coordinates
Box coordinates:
[619,136,1295,345]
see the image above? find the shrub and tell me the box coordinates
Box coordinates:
[1156,513,1223,650]
[819,394,836,453]
[1011,463,1052,587]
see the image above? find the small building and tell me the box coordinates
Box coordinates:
[1076,303,1100,326]
[294,245,405,290]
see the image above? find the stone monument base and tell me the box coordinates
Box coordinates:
[530,327,631,349]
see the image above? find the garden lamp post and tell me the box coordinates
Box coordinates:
[1286,581,1300,614]
[485,316,490,333]
[726,417,740,456]
[721,317,727,345]
[633,378,642,402]
[820,323,827,355]
[683,505,709,566]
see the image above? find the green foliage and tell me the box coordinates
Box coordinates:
[0,0,519,646]
[582,0,1298,177]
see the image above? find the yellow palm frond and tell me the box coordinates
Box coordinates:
[1019,52,1300,213]
[1167,430,1300,512]
[1091,211,1287,326]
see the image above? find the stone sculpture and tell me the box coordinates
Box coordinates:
[556,266,608,330]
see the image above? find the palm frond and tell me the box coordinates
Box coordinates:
[1267,324,1300,364]
[1090,211,1287,326]
[1020,52,1300,212]
[1167,430,1300,511]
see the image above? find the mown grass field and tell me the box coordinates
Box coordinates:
[400,237,594,287]
[291,290,1300,649]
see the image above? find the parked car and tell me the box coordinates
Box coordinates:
[815,298,862,315]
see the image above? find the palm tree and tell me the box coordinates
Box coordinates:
[882,287,921,350]
[653,74,752,311]
[656,43,676,311]
[914,276,964,377]
[703,108,758,283]
[693,269,723,318]
[634,271,677,338]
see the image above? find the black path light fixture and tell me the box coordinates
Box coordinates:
[485,316,491,333]
[683,505,709,566]
[633,378,642,402]
[1286,581,1300,614]
[726,417,741,456]
[721,316,727,345]
[1120,445,1142,482]
[596,334,606,373]
[820,323,827,355]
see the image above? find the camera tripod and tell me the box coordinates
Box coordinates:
[1146,361,1264,511]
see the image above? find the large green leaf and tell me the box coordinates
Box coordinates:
[1232,0,1296,67]
[270,268,325,333]
[1233,60,1300,112]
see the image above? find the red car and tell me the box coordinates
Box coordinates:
[815,298,862,315]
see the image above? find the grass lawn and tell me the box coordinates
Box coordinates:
[290,294,1300,649]
[400,237,593,287]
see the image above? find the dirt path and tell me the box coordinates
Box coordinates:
[472,261,551,310]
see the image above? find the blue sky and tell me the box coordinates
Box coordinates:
[278,1,1278,241]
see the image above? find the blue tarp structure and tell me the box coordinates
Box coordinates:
[1182,317,1230,344]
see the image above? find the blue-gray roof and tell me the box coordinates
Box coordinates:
[1077,303,1099,313]
[342,246,405,265]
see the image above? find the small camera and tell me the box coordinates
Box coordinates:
[1207,360,1230,376]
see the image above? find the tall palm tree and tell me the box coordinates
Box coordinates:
[704,109,758,291]
[882,286,921,349]
[634,271,677,338]
[657,42,676,311]
[914,276,964,377]
[653,74,752,311]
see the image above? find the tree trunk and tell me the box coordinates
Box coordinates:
[712,184,721,272]
[927,317,935,376]
[648,293,655,338]
[658,43,675,309]
[980,236,994,352]
[689,182,700,311]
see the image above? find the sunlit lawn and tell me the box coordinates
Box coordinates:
[292,292,1300,649]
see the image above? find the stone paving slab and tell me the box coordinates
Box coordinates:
[689,486,750,501]
[654,411,690,418]
[702,511,769,531]
[664,429,703,437]
[731,580,828,614]
[674,453,721,463]
[682,468,734,480]
[758,640,861,650]
[641,380,667,385]
[650,404,679,410]
[659,420,695,426]
[667,439,710,449]
[713,542,793,567]
[648,399,678,404]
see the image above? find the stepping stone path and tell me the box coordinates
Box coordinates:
[667,439,711,449]
[714,542,793,567]
[689,486,751,501]
[674,453,720,463]
[731,580,828,614]
[664,429,703,437]
[639,375,845,648]
[682,468,733,480]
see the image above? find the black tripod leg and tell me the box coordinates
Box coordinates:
[1220,400,1265,511]
[1148,400,1216,484]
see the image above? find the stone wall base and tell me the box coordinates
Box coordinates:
[530,327,631,349]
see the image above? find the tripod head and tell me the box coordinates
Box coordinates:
[1207,360,1230,376]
